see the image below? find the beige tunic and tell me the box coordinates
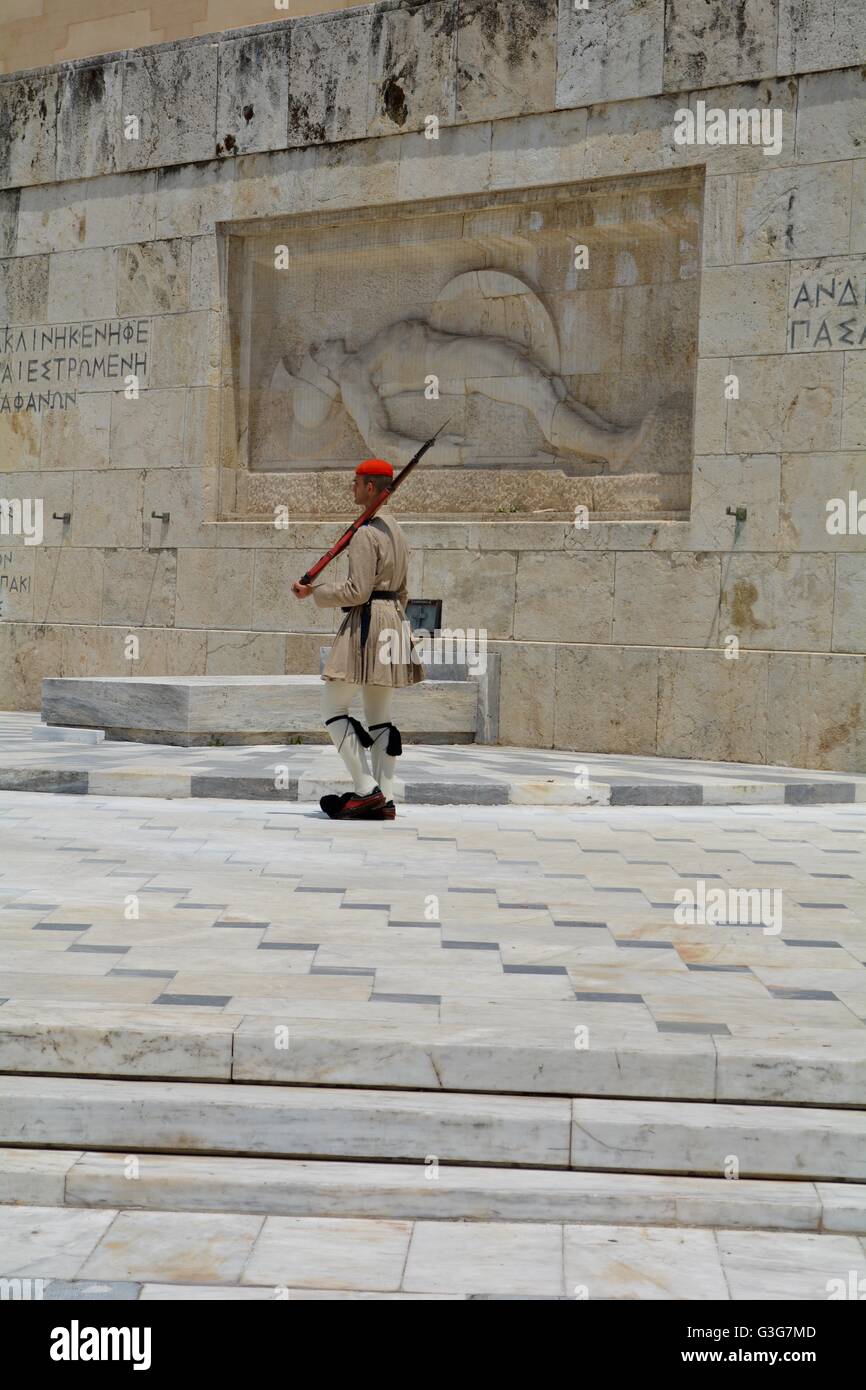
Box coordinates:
[313,509,426,687]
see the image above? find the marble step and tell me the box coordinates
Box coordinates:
[570,1098,866,1182]
[4,1203,866,1300]
[2,1076,864,1180]
[41,675,479,746]
[3,1148,866,1234]
[2,1005,865,1106]
[0,1074,572,1168]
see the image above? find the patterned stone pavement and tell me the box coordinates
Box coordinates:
[2,713,864,805]
[2,790,865,1299]
[3,1206,866,1300]
[1,791,864,1045]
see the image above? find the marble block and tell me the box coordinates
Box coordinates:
[0,1075,572,1168]
[41,675,478,745]
[570,1098,866,1181]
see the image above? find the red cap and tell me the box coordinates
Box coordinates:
[355,458,394,479]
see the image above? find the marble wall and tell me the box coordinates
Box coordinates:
[1,1,864,770]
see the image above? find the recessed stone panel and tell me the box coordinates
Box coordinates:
[220,171,701,519]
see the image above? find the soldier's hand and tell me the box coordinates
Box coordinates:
[292,581,313,599]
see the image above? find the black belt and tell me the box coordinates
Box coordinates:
[341,591,399,653]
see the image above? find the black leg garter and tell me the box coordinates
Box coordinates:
[368,721,403,757]
[324,715,373,749]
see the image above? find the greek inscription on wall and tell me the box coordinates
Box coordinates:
[788,259,866,352]
[0,318,151,413]
[0,550,30,620]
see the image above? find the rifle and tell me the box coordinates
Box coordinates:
[298,420,450,586]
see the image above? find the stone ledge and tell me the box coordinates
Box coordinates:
[2,1008,865,1106]
[3,1148,865,1234]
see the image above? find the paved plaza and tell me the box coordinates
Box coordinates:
[2,793,865,1038]
[3,714,864,806]
[1,790,864,1298]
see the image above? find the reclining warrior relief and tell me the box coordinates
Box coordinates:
[269,272,653,473]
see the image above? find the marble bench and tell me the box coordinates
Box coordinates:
[40,671,493,747]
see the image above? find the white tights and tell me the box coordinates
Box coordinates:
[322,680,397,799]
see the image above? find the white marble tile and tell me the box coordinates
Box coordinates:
[717,1229,866,1300]
[243,1216,410,1291]
[79,1209,263,1283]
[403,1220,563,1296]
[564,1224,728,1300]
[0,1204,116,1278]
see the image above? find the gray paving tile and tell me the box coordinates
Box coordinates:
[33,923,89,932]
[44,1280,142,1300]
[370,993,441,1005]
[574,992,645,1003]
[310,967,376,977]
[785,783,854,804]
[616,940,676,950]
[782,940,843,948]
[154,994,233,1006]
[110,969,177,979]
[503,965,569,976]
[258,943,318,951]
[68,944,129,954]
[768,989,839,1001]
[656,1022,732,1035]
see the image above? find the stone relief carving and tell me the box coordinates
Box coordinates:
[269,271,652,473]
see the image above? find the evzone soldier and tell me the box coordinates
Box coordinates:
[292,458,423,820]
